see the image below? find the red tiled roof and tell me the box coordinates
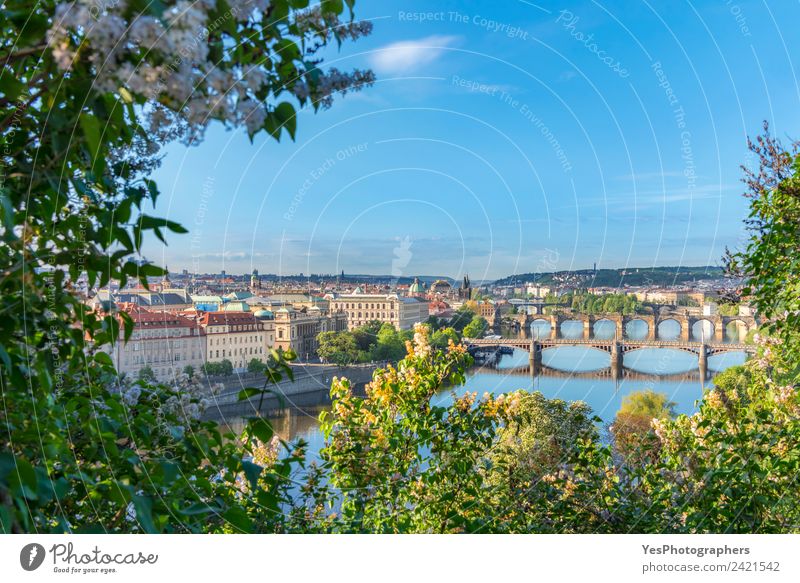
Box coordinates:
[117,303,199,330]
[198,311,257,327]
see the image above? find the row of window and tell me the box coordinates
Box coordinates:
[127,352,198,365]
[339,302,395,310]
[131,339,200,351]
[212,346,264,359]
[131,328,185,339]
[347,311,395,320]
[209,335,264,346]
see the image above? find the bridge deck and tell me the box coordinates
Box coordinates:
[466,338,752,352]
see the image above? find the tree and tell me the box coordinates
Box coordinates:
[727,122,800,361]
[462,316,488,339]
[371,323,406,362]
[203,360,234,376]
[352,320,382,352]
[619,390,676,419]
[138,366,156,382]
[183,365,195,377]
[316,331,359,367]
[1,0,372,533]
[611,390,676,463]
[316,325,520,533]
[431,326,460,349]
[490,392,596,520]
[247,359,266,375]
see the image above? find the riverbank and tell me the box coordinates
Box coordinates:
[202,363,376,422]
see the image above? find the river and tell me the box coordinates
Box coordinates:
[217,339,748,462]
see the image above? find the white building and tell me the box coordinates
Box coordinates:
[326,290,429,330]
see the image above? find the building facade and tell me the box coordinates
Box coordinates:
[327,292,429,330]
[109,305,206,381]
[273,307,348,360]
[198,311,274,372]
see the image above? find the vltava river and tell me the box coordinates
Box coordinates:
[219,343,748,462]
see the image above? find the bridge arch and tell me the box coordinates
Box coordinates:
[592,318,616,339]
[530,318,551,339]
[657,318,681,340]
[723,318,750,342]
[624,318,650,340]
[558,319,585,339]
[691,318,716,342]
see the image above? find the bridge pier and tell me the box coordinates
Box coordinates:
[698,343,709,382]
[680,317,691,341]
[583,317,592,340]
[610,341,623,379]
[529,340,542,377]
[549,315,560,340]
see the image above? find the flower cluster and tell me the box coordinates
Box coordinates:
[47,0,374,140]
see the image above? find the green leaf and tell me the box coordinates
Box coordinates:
[222,506,253,533]
[80,113,102,164]
[133,495,157,533]
[247,417,274,443]
[274,102,297,140]
[94,351,114,366]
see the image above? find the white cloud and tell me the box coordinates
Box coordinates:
[369,35,459,74]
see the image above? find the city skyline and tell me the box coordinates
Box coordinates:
[145,1,800,278]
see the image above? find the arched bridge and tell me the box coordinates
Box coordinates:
[502,312,756,343]
[465,337,754,379]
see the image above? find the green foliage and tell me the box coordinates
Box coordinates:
[448,305,476,333]
[247,359,267,375]
[138,366,156,382]
[569,292,642,315]
[489,393,597,522]
[611,390,676,465]
[431,326,460,349]
[618,390,676,419]
[316,326,520,533]
[462,315,489,339]
[717,302,740,316]
[316,331,360,366]
[728,124,800,365]
[204,359,234,376]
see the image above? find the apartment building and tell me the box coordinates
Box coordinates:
[108,304,206,381]
[198,311,275,372]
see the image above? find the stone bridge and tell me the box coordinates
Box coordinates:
[502,312,756,343]
[466,337,753,379]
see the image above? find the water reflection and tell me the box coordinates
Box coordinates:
[692,319,715,342]
[531,319,550,338]
[559,320,584,339]
[593,319,616,339]
[657,319,680,340]
[625,319,648,340]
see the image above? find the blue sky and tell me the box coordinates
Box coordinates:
[149,0,800,280]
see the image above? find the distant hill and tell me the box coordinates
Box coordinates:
[492,266,726,288]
